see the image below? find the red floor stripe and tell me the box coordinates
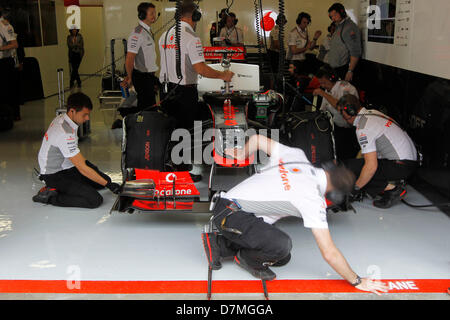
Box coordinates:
[0,279,449,294]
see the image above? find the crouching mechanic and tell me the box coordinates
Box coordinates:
[202,134,389,295]
[337,94,418,208]
[33,93,121,208]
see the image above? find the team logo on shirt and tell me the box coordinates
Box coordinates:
[289,167,302,174]
[359,133,368,148]
[278,159,291,191]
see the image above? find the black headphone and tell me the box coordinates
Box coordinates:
[329,3,347,19]
[138,2,154,21]
[337,95,359,117]
[1,7,12,21]
[318,65,339,83]
[191,3,202,22]
[296,12,311,26]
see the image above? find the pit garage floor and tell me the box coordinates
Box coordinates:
[0,79,449,300]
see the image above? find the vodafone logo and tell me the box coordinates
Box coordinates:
[257,10,278,36]
[166,173,177,183]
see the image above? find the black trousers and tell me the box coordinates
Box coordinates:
[334,126,360,160]
[69,52,82,86]
[132,69,157,112]
[0,57,19,117]
[212,198,292,269]
[41,161,111,209]
[161,83,199,130]
[345,158,418,197]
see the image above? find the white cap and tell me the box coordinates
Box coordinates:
[69,25,80,30]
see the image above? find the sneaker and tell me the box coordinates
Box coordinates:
[190,173,202,183]
[234,251,276,281]
[373,186,407,209]
[32,187,57,204]
[201,232,222,270]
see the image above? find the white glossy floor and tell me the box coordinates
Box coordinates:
[0,78,449,299]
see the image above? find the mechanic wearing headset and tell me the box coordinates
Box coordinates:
[287,12,322,67]
[33,93,121,208]
[313,64,360,159]
[219,12,244,46]
[337,94,418,209]
[122,2,159,112]
[158,0,234,182]
[202,134,389,295]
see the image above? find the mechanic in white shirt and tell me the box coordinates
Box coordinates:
[219,12,244,46]
[33,93,121,208]
[313,64,360,159]
[337,94,418,209]
[287,12,322,68]
[201,134,389,296]
[122,2,159,112]
[158,1,234,182]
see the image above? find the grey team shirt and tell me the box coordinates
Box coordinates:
[354,108,417,161]
[127,20,158,73]
[328,17,362,68]
[38,114,80,175]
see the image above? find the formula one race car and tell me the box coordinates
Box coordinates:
[110,47,350,215]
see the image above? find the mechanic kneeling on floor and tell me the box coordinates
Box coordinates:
[203,134,389,295]
[337,94,418,209]
[33,93,121,208]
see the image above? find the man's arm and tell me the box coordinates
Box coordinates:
[311,228,389,295]
[123,52,136,87]
[193,62,234,82]
[0,39,18,51]
[224,134,275,160]
[355,152,378,189]
[313,89,338,108]
[346,56,359,82]
[70,153,108,187]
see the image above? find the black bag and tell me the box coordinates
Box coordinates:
[0,104,14,132]
[123,110,176,173]
[284,111,335,165]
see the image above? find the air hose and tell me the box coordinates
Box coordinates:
[175,0,183,80]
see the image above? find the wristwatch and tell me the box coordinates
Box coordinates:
[347,69,354,73]
[351,275,362,287]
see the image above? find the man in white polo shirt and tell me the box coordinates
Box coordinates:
[313,64,360,159]
[158,0,233,182]
[337,94,418,208]
[33,93,120,208]
[122,2,159,112]
[201,134,389,296]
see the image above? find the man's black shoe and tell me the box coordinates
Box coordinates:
[373,186,407,209]
[202,232,222,270]
[190,173,202,183]
[32,187,57,204]
[234,251,276,281]
[111,119,123,129]
[272,253,291,267]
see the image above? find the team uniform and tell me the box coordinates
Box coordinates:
[0,17,18,119]
[127,20,159,111]
[159,21,205,130]
[320,80,360,159]
[345,108,418,197]
[328,17,362,80]
[211,141,329,269]
[37,114,111,209]
[287,26,309,62]
[219,26,244,45]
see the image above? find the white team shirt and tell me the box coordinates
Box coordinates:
[354,107,417,161]
[320,80,359,128]
[223,141,329,229]
[127,20,158,73]
[287,26,309,61]
[159,21,205,85]
[38,114,80,175]
[219,26,244,45]
[0,18,16,59]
